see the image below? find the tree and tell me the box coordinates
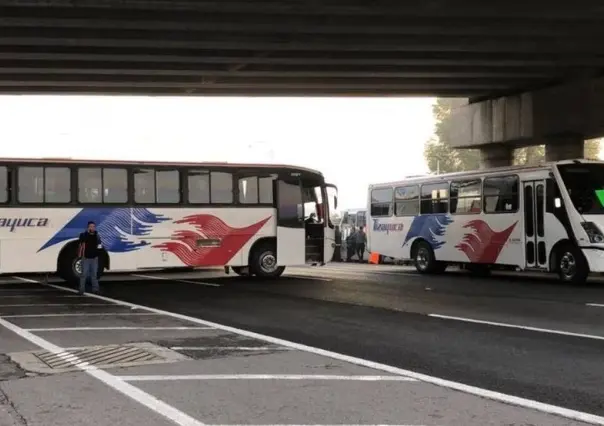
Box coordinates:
[424,98,602,172]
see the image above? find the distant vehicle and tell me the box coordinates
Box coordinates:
[367,159,604,284]
[0,158,338,281]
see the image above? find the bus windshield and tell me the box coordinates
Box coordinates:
[558,164,604,215]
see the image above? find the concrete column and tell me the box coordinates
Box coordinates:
[479,145,513,169]
[544,133,584,162]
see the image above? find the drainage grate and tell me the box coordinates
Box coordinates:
[34,344,165,369]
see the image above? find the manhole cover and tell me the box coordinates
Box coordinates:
[35,345,163,369]
[8,342,189,374]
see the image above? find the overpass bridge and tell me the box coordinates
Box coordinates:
[1,0,604,163]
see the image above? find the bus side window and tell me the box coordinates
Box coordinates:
[421,183,448,214]
[187,169,210,204]
[371,188,393,216]
[0,166,8,203]
[211,171,233,204]
[484,175,519,213]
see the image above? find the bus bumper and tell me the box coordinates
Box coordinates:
[581,248,604,273]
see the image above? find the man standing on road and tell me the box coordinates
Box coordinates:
[78,221,102,295]
[356,226,367,262]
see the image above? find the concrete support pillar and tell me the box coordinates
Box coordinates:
[479,145,513,169]
[544,134,584,162]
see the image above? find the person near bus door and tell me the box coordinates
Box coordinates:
[78,221,102,295]
[356,226,367,262]
[346,226,357,262]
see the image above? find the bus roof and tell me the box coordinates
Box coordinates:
[369,158,604,188]
[0,157,324,176]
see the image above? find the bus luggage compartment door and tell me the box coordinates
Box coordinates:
[276,178,306,266]
[523,180,547,268]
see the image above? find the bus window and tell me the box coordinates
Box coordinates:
[103,168,128,203]
[371,188,393,216]
[0,166,8,203]
[450,179,481,214]
[18,166,70,204]
[356,210,367,228]
[134,168,156,203]
[420,183,448,214]
[156,169,180,204]
[187,169,210,204]
[259,174,276,204]
[211,171,233,204]
[484,175,519,213]
[239,174,259,204]
[78,168,102,203]
[395,185,420,216]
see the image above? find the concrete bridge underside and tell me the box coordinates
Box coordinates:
[1,0,604,162]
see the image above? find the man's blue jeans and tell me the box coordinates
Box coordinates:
[79,257,99,293]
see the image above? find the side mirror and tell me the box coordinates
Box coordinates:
[334,195,338,210]
[296,204,304,219]
[554,197,562,208]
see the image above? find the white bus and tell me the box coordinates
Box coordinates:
[0,158,338,282]
[367,159,604,284]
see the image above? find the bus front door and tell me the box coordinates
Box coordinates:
[276,178,306,266]
[523,179,548,269]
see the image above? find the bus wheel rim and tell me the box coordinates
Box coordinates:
[560,252,576,279]
[73,258,83,276]
[417,248,429,270]
[260,252,277,273]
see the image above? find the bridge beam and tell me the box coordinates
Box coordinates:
[448,76,604,163]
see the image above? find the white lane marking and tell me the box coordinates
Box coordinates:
[170,346,294,351]
[586,303,604,308]
[131,274,221,287]
[0,289,52,292]
[0,295,82,298]
[289,268,417,279]
[0,303,105,307]
[0,317,206,426]
[119,374,417,382]
[28,278,604,426]
[2,313,162,318]
[26,326,213,331]
[429,314,604,341]
[283,275,333,282]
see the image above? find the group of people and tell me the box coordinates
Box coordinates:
[345,226,367,262]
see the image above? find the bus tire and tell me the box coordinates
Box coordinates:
[413,241,440,274]
[250,243,285,278]
[58,246,106,284]
[557,244,589,285]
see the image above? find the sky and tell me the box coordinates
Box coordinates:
[0,95,435,209]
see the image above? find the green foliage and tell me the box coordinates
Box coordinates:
[424,98,603,172]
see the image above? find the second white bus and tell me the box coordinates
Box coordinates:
[367,159,604,284]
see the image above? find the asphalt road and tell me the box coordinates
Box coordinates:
[1,263,604,425]
[86,264,604,416]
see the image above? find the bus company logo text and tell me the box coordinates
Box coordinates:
[0,218,49,232]
[372,219,404,234]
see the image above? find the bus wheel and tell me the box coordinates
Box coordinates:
[557,245,589,284]
[58,245,80,283]
[250,244,285,278]
[413,241,439,274]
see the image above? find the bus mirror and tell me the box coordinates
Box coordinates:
[334,195,338,209]
[297,204,304,219]
[555,197,562,208]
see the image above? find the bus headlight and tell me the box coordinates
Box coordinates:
[581,222,604,243]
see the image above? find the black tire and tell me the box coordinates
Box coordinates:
[58,244,105,284]
[413,241,442,274]
[250,243,285,278]
[231,266,251,277]
[557,244,589,285]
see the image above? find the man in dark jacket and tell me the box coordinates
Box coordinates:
[78,221,102,295]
